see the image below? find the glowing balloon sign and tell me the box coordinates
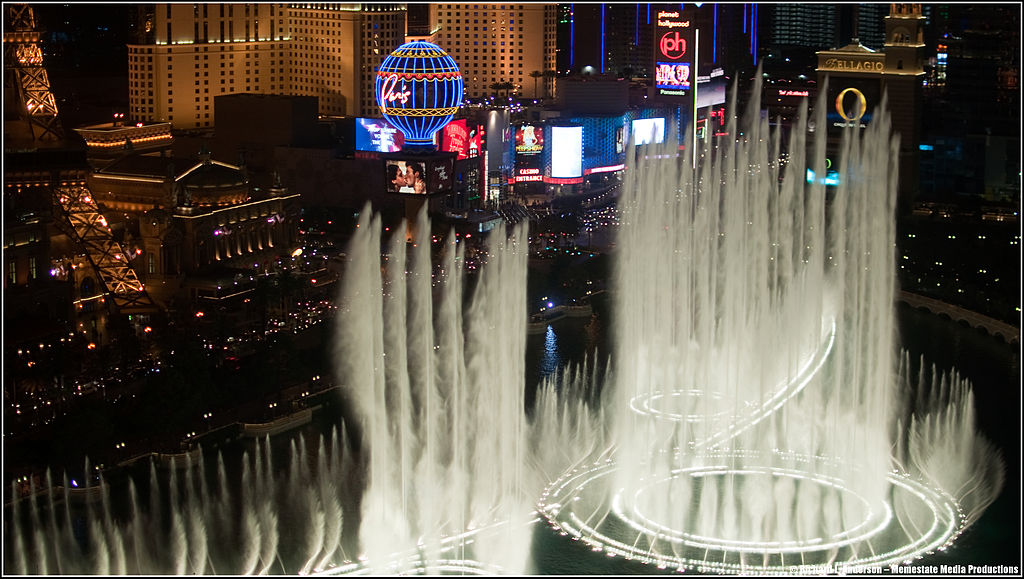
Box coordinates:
[375,41,464,150]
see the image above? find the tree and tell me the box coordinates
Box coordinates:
[542,70,558,100]
[529,70,543,99]
[489,81,516,100]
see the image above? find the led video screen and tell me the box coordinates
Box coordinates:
[550,126,583,179]
[655,62,692,91]
[385,156,454,195]
[356,118,404,152]
[515,124,545,155]
[631,118,665,146]
[440,119,470,160]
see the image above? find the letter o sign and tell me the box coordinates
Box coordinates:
[835,87,868,122]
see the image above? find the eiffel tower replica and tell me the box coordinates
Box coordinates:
[5,3,156,320]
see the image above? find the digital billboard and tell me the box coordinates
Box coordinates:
[356,118,404,152]
[653,10,696,99]
[468,124,482,158]
[384,156,454,195]
[655,62,692,91]
[515,123,545,183]
[550,126,583,179]
[440,119,470,160]
[427,156,454,193]
[695,68,727,109]
[631,118,665,146]
[515,124,545,155]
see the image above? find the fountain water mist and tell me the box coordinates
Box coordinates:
[538,76,1004,573]
[3,75,1006,576]
[335,204,536,574]
[4,431,354,575]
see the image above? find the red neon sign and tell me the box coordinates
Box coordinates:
[584,164,625,175]
[544,176,584,185]
[659,31,688,59]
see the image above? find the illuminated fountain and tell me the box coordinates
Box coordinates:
[3,75,1006,575]
[537,81,1005,573]
[334,207,537,574]
[5,434,354,575]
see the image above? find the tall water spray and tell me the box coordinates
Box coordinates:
[4,433,354,575]
[3,77,1007,576]
[334,206,537,574]
[538,78,1004,573]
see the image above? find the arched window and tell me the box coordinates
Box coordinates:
[80,276,96,298]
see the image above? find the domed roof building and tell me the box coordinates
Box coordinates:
[176,156,249,208]
[85,150,300,307]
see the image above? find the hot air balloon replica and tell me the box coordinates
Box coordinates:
[375,41,462,236]
[376,40,463,151]
[375,41,461,200]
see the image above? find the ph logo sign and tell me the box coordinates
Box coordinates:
[660,32,687,59]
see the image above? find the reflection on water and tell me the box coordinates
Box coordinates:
[541,325,559,378]
[526,313,609,395]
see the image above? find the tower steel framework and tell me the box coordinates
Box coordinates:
[5,4,155,313]
[4,3,63,143]
[54,185,155,312]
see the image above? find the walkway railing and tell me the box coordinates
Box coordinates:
[897,291,1019,345]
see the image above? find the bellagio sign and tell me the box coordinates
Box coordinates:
[821,58,885,72]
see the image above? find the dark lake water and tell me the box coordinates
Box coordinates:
[522,301,1020,574]
[12,298,1017,575]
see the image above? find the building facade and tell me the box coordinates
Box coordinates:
[816,3,926,213]
[127,3,405,128]
[428,4,557,100]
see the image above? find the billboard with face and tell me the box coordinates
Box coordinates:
[515,124,545,155]
[385,156,453,195]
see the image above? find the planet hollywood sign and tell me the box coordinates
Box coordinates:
[656,11,692,60]
[654,10,695,98]
[821,58,885,72]
[656,11,691,30]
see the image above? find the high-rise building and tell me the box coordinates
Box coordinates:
[849,4,889,50]
[560,3,653,78]
[560,4,758,81]
[427,4,556,100]
[768,5,838,51]
[816,3,927,212]
[919,4,1019,200]
[127,3,405,128]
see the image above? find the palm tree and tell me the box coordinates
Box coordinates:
[529,70,543,99]
[543,69,558,99]
[488,81,516,100]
